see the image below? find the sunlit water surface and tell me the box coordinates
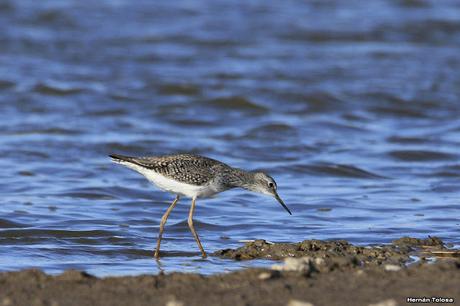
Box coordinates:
[0,0,460,276]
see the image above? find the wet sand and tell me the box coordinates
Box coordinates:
[1,237,458,306]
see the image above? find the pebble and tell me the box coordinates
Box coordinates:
[166,297,184,306]
[287,299,314,306]
[258,272,272,280]
[272,257,323,273]
[384,264,401,272]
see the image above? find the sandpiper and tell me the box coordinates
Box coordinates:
[109,153,291,258]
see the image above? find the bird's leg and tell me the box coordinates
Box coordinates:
[154,195,180,258]
[188,196,207,258]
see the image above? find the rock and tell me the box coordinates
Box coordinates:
[272,257,318,274]
[258,270,280,280]
[384,264,401,272]
[258,272,272,280]
[166,297,184,306]
[287,299,314,306]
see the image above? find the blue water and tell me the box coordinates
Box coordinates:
[0,0,460,276]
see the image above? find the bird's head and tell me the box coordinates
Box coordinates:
[247,172,292,215]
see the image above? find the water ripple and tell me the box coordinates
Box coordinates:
[296,163,387,179]
[388,150,457,161]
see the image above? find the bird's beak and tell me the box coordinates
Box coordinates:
[274,191,292,215]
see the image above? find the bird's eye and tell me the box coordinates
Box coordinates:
[268,182,274,188]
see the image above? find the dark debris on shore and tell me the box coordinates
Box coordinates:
[214,236,447,268]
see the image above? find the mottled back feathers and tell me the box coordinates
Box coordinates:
[109,154,226,186]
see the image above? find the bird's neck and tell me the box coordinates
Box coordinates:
[225,168,256,190]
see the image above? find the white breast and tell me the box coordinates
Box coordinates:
[115,161,218,198]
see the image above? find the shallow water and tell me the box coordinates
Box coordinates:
[0,0,460,276]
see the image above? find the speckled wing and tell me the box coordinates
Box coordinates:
[110,154,221,186]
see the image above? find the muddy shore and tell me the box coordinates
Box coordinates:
[1,237,459,306]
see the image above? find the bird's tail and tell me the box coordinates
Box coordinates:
[109,154,135,164]
[109,153,149,175]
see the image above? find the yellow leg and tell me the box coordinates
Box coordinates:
[188,196,207,258]
[154,195,180,258]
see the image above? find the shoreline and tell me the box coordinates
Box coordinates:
[1,237,459,306]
